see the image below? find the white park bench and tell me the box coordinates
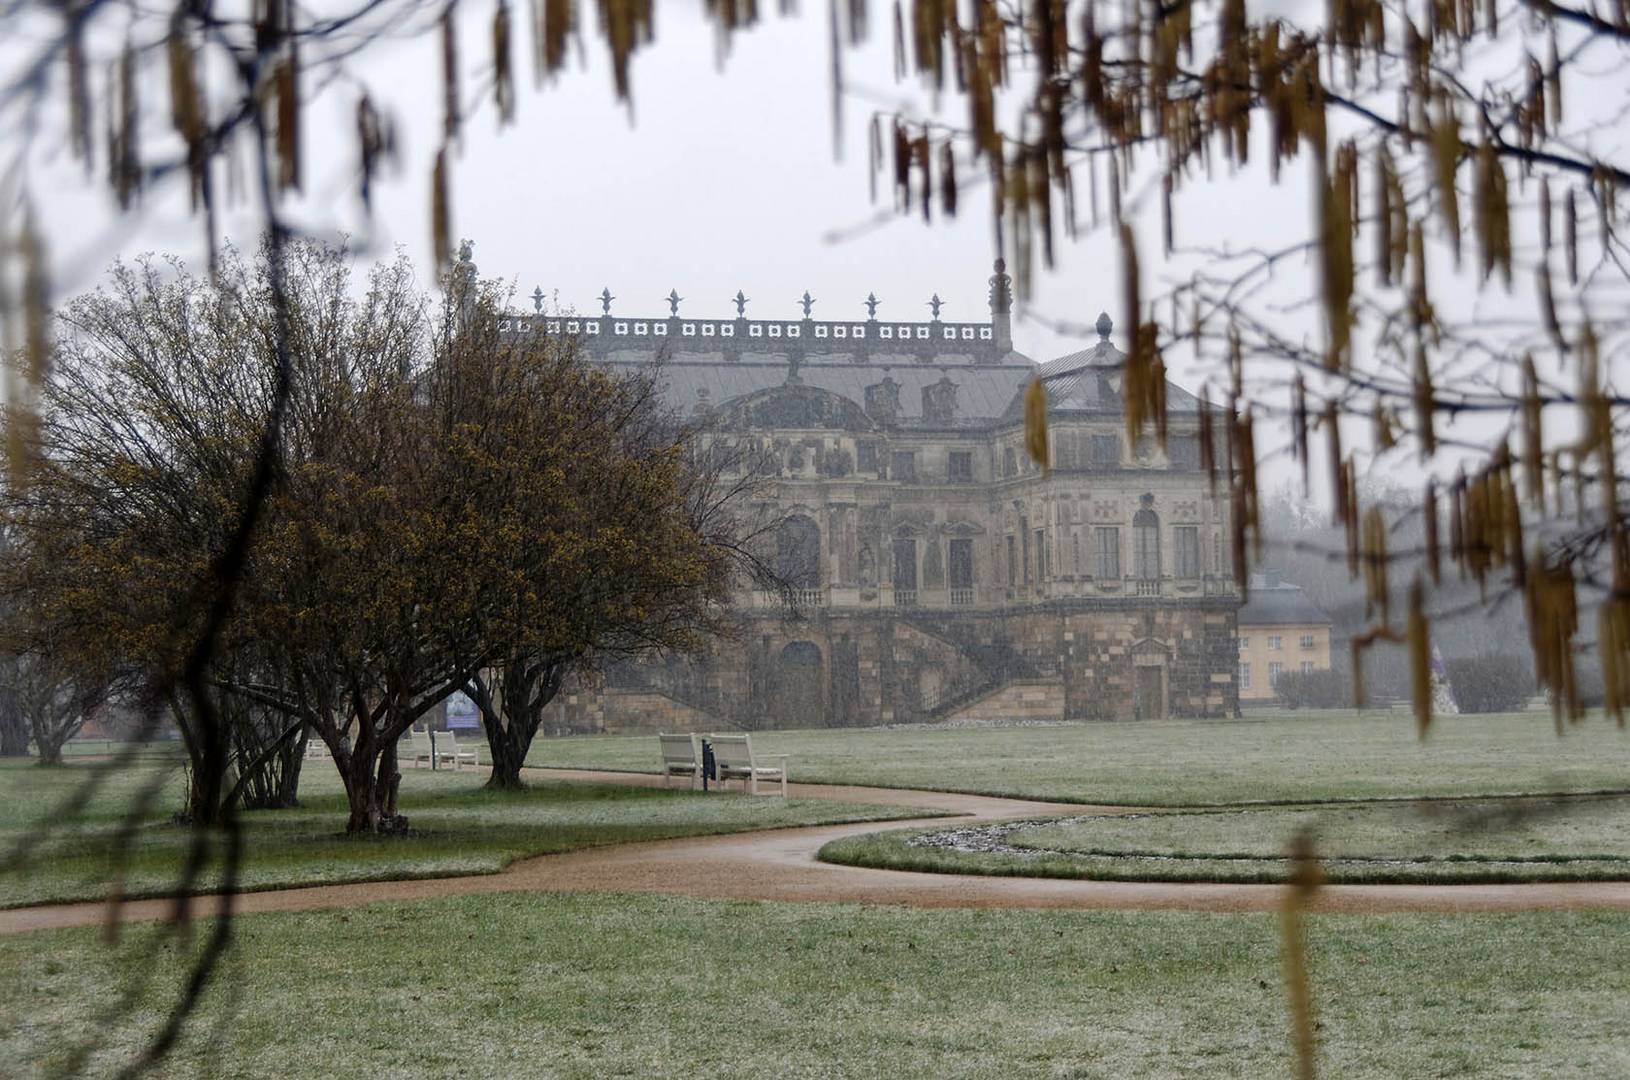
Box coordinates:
[436,730,480,771]
[658,733,703,789]
[707,733,789,796]
[404,729,435,769]
[402,728,478,770]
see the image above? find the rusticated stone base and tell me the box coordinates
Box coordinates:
[541,598,1239,735]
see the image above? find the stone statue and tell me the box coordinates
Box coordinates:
[858,541,876,588]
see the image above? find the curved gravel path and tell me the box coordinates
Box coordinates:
[4,766,1629,935]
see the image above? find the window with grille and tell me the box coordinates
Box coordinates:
[1269,662,1284,687]
[1240,663,1251,689]
[1133,509,1160,579]
[1168,435,1201,470]
[948,538,974,589]
[1270,635,1283,650]
[1301,633,1315,649]
[892,538,917,590]
[1095,527,1120,579]
[949,450,973,483]
[1174,526,1200,578]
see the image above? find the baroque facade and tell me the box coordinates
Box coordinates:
[510,263,1239,732]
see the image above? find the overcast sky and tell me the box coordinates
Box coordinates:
[15,1,1271,365]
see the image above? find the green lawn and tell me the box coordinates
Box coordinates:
[820,793,1630,885]
[3,892,1627,1078]
[0,760,925,908]
[527,709,1630,806]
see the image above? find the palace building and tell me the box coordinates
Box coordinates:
[507,262,1240,732]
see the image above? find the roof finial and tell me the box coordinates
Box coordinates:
[928,293,944,319]
[531,286,544,313]
[864,292,880,319]
[1095,311,1113,341]
[734,290,749,317]
[988,258,1012,315]
[599,287,615,315]
[667,288,683,316]
[800,290,815,318]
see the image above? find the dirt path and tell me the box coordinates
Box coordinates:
[4,767,1629,935]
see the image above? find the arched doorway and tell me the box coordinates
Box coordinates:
[772,641,824,729]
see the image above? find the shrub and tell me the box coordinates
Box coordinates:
[1444,655,1533,714]
[1274,669,1349,709]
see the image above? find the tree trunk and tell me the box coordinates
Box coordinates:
[473,660,564,791]
[485,720,529,790]
[340,726,410,834]
[34,735,65,766]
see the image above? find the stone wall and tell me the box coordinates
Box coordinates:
[542,600,1239,735]
[944,679,1066,722]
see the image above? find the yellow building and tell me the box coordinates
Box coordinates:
[1237,572,1332,703]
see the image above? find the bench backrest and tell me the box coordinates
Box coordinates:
[659,733,699,767]
[707,734,755,771]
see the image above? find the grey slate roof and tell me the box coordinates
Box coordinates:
[503,297,1206,430]
[1239,584,1332,626]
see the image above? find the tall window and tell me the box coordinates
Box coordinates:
[1006,535,1017,585]
[1168,435,1201,470]
[1269,662,1284,688]
[892,538,918,590]
[1002,446,1017,477]
[891,451,917,483]
[1020,518,1030,583]
[948,539,974,589]
[775,515,822,589]
[1072,532,1081,575]
[949,450,973,483]
[1240,662,1252,690]
[1133,508,1161,580]
[1174,526,1201,578]
[1095,527,1120,579]
[1301,661,1315,674]
[1034,529,1046,581]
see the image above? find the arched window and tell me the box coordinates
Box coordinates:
[775,515,822,589]
[1132,508,1161,580]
